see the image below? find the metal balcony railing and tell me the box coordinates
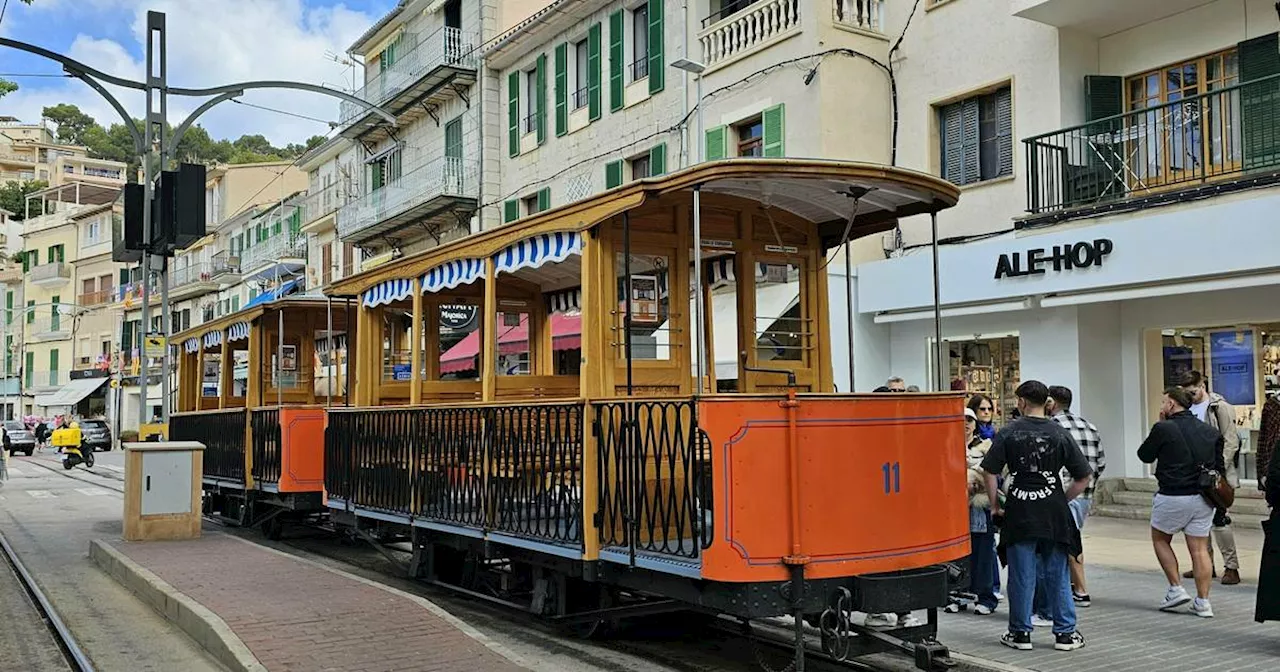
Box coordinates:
[336,155,478,240]
[211,252,241,276]
[298,181,354,226]
[1025,73,1280,215]
[339,26,479,124]
[168,262,214,289]
[243,233,307,270]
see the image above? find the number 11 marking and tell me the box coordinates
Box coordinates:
[882,462,901,494]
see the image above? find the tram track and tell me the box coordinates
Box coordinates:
[0,531,96,672]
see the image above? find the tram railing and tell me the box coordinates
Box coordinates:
[171,408,248,482]
[592,399,712,560]
[250,408,282,485]
[325,401,586,547]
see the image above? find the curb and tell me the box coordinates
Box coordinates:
[220,534,536,671]
[89,539,267,672]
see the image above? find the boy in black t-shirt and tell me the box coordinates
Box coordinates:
[982,380,1093,652]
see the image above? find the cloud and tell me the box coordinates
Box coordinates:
[2,0,387,146]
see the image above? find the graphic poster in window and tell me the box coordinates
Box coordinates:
[627,274,660,324]
[281,344,298,372]
[1208,329,1255,406]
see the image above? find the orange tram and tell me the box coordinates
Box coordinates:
[171,159,969,671]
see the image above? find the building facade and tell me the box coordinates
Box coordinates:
[847,0,1280,483]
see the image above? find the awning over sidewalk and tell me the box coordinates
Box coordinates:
[32,376,110,409]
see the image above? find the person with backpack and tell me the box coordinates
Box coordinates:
[1137,386,1224,618]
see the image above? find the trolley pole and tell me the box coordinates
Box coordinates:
[930,211,943,392]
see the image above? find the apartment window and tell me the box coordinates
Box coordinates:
[521,194,540,216]
[48,244,65,264]
[82,278,96,298]
[736,117,764,157]
[573,39,590,109]
[85,218,102,245]
[101,340,111,358]
[26,300,34,325]
[321,242,333,286]
[631,5,650,81]
[938,86,1012,186]
[51,296,61,331]
[525,69,539,133]
[99,274,114,295]
[630,154,651,180]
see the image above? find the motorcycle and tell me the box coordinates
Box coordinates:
[62,444,94,470]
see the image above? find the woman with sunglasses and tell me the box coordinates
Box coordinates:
[968,394,997,441]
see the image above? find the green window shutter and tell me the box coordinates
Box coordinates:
[508,71,521,158]
[50,295,60,331]
[4,336,10,374]
[29,250,37,267]
[608,11,624,112]
[1083,75,1123,140]
[25,352,33,388]
[762,104,785,157]
[371,161,384,191]
[444,118,463,159]
[47,247,54,263]
[647,0,664,94]
[57,245,64,262]
[26,300,34,325]
[232,296,240,312]
[21,251,29,273]
[605,160,624,189]
[705,126,727,161]
[4,291,10,326]
[554,43,569,137]
[1239,32,1280,170]
[504,199,520,223]
[650,144,666,175]
[536,53,548,145]
[50,349,58,375]
[119,268,129,286]
[537,187,551,213]
[588,23,603,121]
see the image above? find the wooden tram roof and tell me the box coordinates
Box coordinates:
[327,159,960,298]
[172,296,353,343]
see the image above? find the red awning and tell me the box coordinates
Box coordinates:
[439,313,581,374]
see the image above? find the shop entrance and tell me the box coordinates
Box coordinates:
[932,333,1022,428]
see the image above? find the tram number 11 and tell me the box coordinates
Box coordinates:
[881,462,901,494]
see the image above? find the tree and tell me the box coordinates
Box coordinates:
[0,79,16,99]
[0,180,49,221]
[42,104,97,145]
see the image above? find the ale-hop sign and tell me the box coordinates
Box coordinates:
[994,238,1114,280]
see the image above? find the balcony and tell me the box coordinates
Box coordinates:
[299,181,351,233]
[1012,0,1219,37]
[0,152,36,166]
[78,289,114,308]
[339,26,480,141]
[30,261,71,286]
[0,262,20,284]
[211,251,243,283]
[243,233,307,282]
[1024,73,1280,218]
[167,262,220,301]
[27,370,69,393]
[28,318,71,342]
[699,0,800,70]
[833,0,884,34]
[337,155,478,245]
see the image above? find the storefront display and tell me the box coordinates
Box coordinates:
[948,336,1021,428]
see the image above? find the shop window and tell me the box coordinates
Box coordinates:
[496,308,532,376]
[938,85,1012,186]
[944,336,1021,425]
[381,307,414,382]
[616,252,671,361]
[754,261,807,364]
[437,302,480,380]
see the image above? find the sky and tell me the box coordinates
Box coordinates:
[0,0,398,146]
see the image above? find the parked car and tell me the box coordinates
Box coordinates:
[4,421,36,456]
[79,419,113,452]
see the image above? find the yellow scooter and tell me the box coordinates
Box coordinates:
[52,422,93,470]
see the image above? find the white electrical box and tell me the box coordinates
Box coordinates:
[140,450,192,516]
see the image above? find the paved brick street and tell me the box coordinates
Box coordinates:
[938,517,1280,671]
[110,534,529,672]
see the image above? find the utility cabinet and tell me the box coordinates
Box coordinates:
[123,441,204,541]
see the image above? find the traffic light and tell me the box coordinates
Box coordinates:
[116,162,207,258]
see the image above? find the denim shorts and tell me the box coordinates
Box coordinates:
[1068,498,1090,529]
[1151,493,1215,538]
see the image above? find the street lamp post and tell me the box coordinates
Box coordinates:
[670,58,707,391]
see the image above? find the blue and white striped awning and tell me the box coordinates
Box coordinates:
[362,278,414,308]
[317,333,348,353]
[183,337,200,354]
[422,258,483,293]
[546,287,581,313]
[203,331,222,349]
[227,321,250,342]
[495,231,582,275]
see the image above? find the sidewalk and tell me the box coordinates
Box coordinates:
[93,533,530,672]
[939,517,1280,671]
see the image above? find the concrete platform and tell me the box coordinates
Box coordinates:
[91,533,532,672]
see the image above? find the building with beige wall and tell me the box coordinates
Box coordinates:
[0,116,126,190]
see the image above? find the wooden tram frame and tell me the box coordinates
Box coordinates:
[172,159,967,671]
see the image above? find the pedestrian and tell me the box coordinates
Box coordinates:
[35,419,48,449]
[982,380,1091,652]
[1257,392,1280,492]
[968,394,996,440]
[885,376,906,392]
[1138,385,1221,618]
[906,385,920,393]
[962,406,999,615]
[0,422,7,490]
[1256,429,1280,623]
[1179,371,1241,585]
[1048,386,1105,607]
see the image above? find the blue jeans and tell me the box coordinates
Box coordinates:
[1006,541,1076,635]
[992,533,1002,594]
[1033,562,1049,618]
[969,531,998,610]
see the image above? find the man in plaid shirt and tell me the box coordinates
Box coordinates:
[1049,386,1105,608]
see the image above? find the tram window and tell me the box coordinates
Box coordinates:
[232,350,249,397]
[496,310,531,376]
[437,302,480,380]
[755,261,805,363]
[202,353,221,397]
[615,253,671,361]
[381,307,414,382]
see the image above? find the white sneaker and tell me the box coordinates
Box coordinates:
[973,604,993,615]
[897,613,923,627]
[864,613,896,628]
[1031,614,1054,627]
[1159,585,1193,612]
[994,590,1004,602]
[1191,598,1214,618]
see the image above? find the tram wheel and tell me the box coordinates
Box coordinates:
[261,515,283,541]
[557,580,615,640]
